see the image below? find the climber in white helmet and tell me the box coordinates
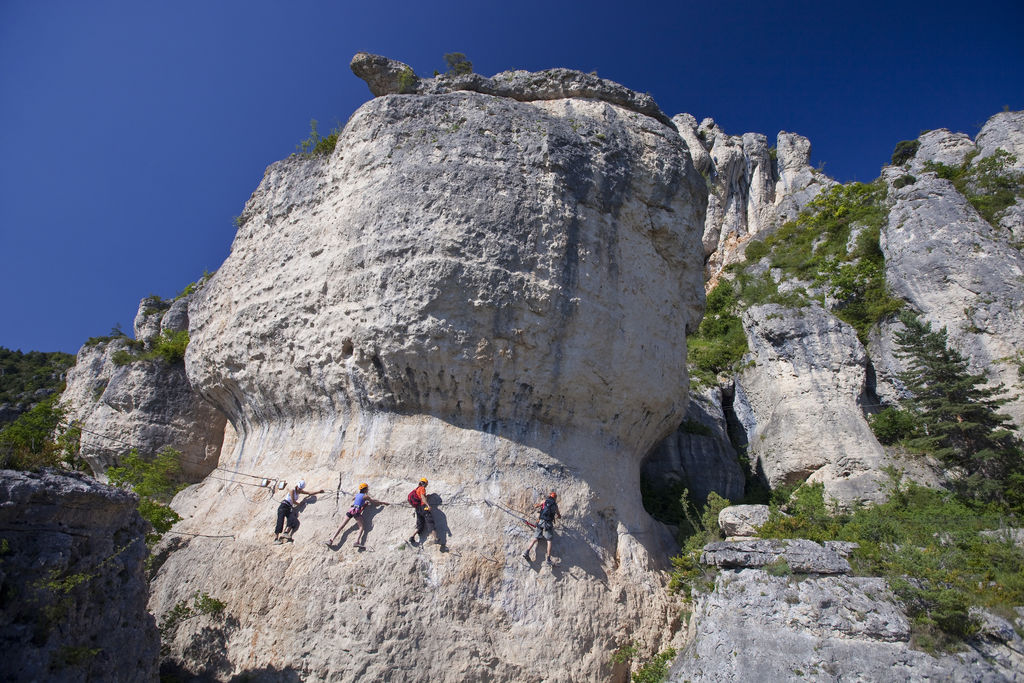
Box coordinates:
[274,478,324,544]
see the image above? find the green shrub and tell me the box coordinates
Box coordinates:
[757,476,1024,651]
[158,591,227,656]
[668,491,731,596]
[891,139,921,166]
[296,119,340,156]
[397,67,417,93]
[0,394,84,471]
[869,407,920,444]
[150,330,189,365]
[893,175,916,189]
[744,239,769,262]
[631,648,676,683]
[443,52,473,76]
[108,447,186,545]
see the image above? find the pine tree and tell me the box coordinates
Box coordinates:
[894,311,1024,511]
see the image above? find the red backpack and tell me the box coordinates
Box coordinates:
[408,488,422,507]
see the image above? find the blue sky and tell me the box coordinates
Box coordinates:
[2,0,1022,353]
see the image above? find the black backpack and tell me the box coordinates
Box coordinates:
[539,498,557,522]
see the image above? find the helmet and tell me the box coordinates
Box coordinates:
[359,483,369,492]
[297,480,306,489]
[419,478,428,486]
[549,491,557,499]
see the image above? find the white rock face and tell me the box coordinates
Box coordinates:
[734,304,888,506]
[672,115,834,281]
[907,128,976,173]
[153,58,707,681]
[669,570,1021,682]
[975,110,1024,169]
[61,294,226,480]
[880,170,1024,429]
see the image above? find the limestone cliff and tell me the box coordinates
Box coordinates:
[61,292,226,481]
[149,55,707,681]
[0,470,158,682]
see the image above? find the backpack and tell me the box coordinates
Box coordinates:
[408,488,422,507]
[539,498,557,522]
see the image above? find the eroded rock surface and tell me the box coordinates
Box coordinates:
[670,569,1021,682]
[734,304,888,506]
[880,168,1024,429]
[672,115,834,281]
[0,470,158,682]
[152,57,707,682]
[61,294,226,481]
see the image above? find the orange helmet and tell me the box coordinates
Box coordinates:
[419,478,428,486]
[359,483,369,492]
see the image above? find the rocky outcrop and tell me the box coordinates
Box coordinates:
[879,167,1024,429]
[734,304,889,506]
[350,52,672,125]
[0,469,158,682]
[906,128,975,173]
[641,387,745,506]
[700,538,851,574]
[975,110,1024,170]
[150,57,707,681]
[61,294,226,481]
[669,569,1022,682]
[672,116,834,281]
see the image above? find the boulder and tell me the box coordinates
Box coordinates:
[0,470,158,682]
[907,128,975,173]
[717,504,769,537]
[974,110,1024,170]
[154,57,708,682]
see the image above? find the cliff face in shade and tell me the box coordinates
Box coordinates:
[0,470,158,683]
[149,55,707,682]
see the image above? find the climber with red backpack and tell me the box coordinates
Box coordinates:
[407,477,439,546]
[325,483,389,549]
[522,491,561,565]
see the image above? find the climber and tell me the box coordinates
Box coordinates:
[407,477,439,545]
[522,491,561,565]
[326,483,389,549]
[274,479,324,544]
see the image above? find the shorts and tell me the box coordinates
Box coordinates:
[346,506,363,519]
[534,520,554,541]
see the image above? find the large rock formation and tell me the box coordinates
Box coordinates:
[733,304,889,505]
[880,142,1024,429]
[0,470,158,682]
[61,293,226,481]
[149,55,707,681]
[672,115,834,282]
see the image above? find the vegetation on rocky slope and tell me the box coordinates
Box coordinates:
[0,347,75,426]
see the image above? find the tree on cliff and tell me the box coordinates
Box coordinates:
[894,311,1024,512]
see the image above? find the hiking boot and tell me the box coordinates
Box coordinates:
[273,538,284,545]
[407,536,417,546]
[522,551,531,561]
[545,556,553,566]
[324,540,333,548]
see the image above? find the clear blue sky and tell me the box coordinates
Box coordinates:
[2,0,1022,354]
